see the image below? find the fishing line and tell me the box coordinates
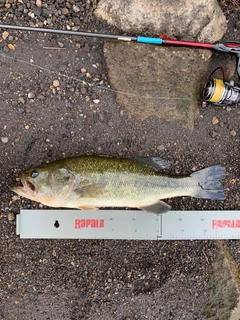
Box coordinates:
[0,52,192,101]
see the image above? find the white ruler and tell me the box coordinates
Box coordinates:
[16,209,240,240]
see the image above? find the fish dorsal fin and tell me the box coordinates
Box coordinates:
[139,200,171,214]
[136,157,169,171]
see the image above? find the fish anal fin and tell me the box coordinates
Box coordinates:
[77,205,99,211]
[139,200,171,214]
[136,157,169,171]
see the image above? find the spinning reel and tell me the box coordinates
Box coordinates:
[202,67,240,107]
[201,41,240,108]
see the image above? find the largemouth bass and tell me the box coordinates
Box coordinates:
[11,156,226,214]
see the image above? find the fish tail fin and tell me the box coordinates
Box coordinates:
[190,165,226,200]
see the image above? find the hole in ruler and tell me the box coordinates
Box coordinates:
[54,220,60,228]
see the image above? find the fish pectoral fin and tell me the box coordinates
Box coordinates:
[74,183,104,198]
[139,200,171,214]
[77,205,99,211]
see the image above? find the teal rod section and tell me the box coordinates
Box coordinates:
[137,36,163,45]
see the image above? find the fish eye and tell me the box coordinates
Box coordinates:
[31,171,39,178]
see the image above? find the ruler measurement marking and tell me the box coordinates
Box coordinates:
[16,210,240,240]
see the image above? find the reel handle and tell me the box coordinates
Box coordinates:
[237,56,240,78]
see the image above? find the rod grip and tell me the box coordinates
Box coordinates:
[137,36,163,45]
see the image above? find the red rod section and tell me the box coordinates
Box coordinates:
[225,43,240,47]
[163,39,214,49]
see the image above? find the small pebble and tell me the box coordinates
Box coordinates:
[61,8,69,15]
[230,129,236,137]
[1,137,8,143]
[99,113,104,121]
[80,87,87,95]
[8,212,15,221]
[83,43,90,52]
[157,145,165,151]
[2,31,9,40]
[211,131,218,138]
[73,4,80,13]
[37,94,45,100]
[8,44,15,50]
[18,97,25,104]
[58,42,64,48]
[53,80,60,87]
[16,253,22,259]
[212,116,219,125]
[58,64,67,72]
[28,92,35,99]
[33,6,42,17]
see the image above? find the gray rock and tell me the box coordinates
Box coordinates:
[95,0,227,42]
[104,41,212,128]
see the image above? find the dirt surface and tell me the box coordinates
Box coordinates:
[0,1,239,319]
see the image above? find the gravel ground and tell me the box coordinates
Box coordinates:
[0,1,240,319]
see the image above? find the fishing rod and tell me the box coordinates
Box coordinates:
[1,24,240,107]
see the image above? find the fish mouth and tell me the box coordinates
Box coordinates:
[11,175,38,198]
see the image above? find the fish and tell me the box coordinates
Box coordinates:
[11,156,226,214]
